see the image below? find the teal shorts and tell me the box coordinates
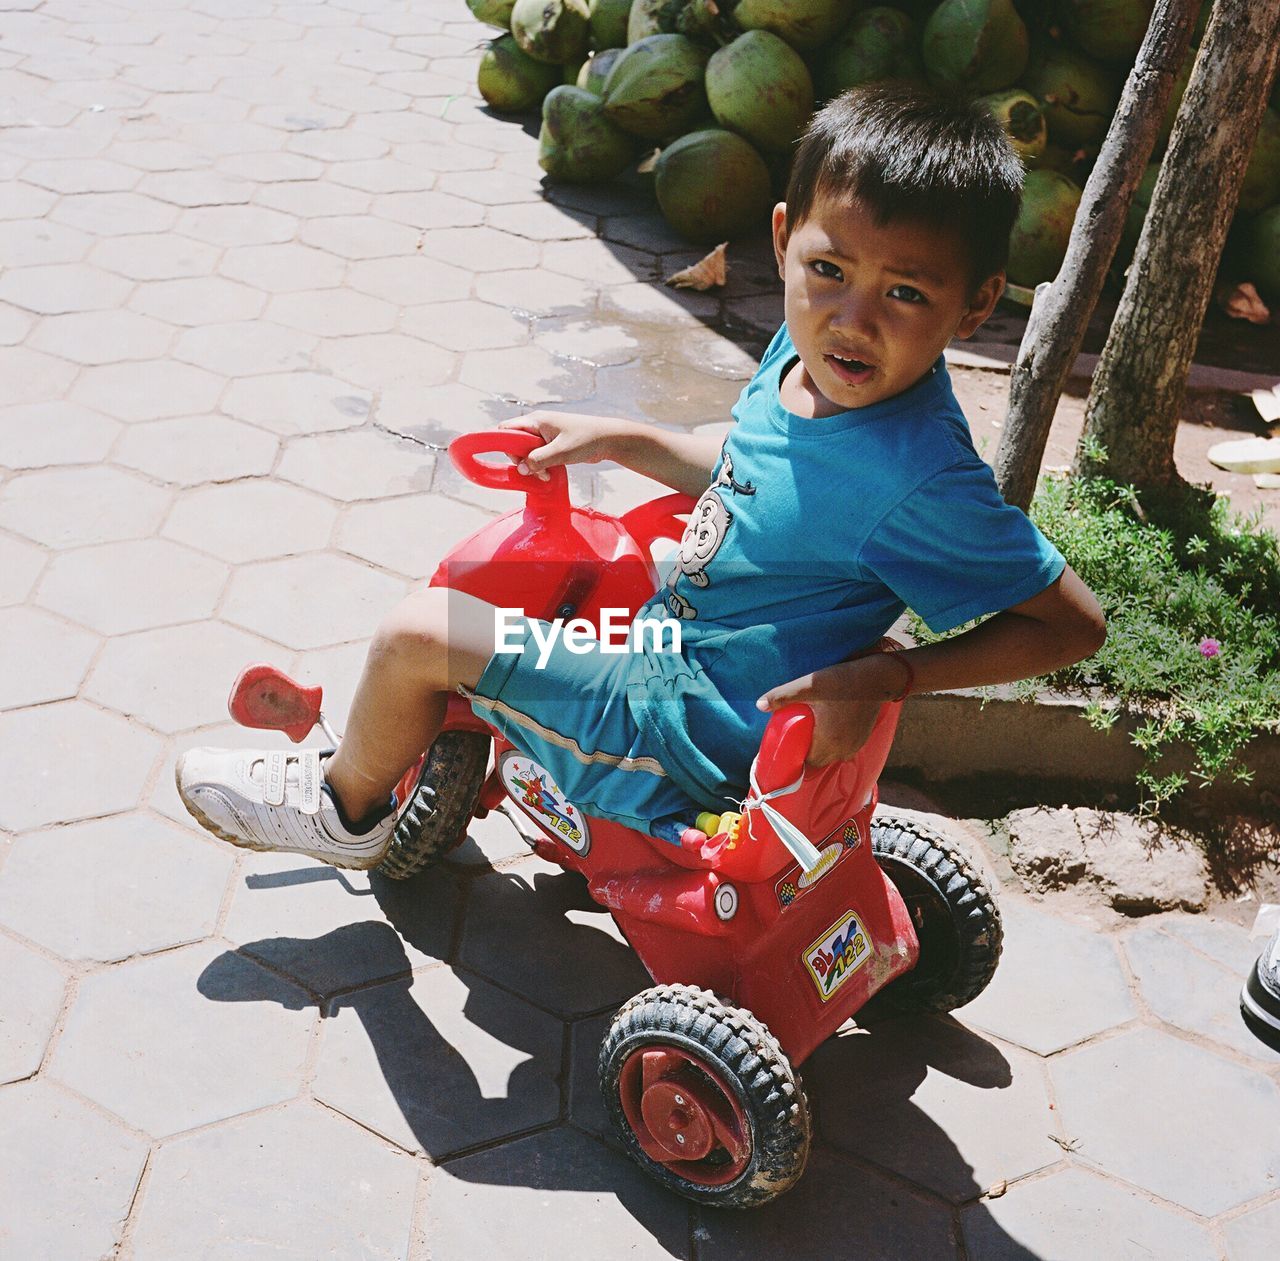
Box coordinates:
[463,618,711,836]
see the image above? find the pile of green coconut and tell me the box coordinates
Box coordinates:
[467,0,1280,298]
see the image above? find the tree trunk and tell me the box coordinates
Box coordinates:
[994,0,1202,512]
[1075,0,1280,488]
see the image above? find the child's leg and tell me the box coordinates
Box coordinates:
[325,587,497,821]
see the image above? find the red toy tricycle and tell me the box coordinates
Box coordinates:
[230,431,1002,1209]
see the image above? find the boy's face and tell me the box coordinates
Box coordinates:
[772,194,1003,416]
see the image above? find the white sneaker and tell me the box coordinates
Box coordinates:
[176,747,394,870]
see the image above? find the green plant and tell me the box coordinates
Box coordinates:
[913,471,1280,812]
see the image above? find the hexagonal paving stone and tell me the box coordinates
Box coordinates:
[129,1102,418,1259]
[0,400,120,469]
[444,807,533,871]
[1124,918,1279,1062]
[90,231,222,281]
[1224,1197,1280,1260]
[222,552,406,649]
[277,428,433,501]
[315,966,562,1157]
[52,190,180,236]
[377,380,519,439]
[22,158,139,195]
[27,308,175,365]
[0,934,65,1084]
[265,287,398,337]
[163,479,337,563]
[533,317,643,368]
[136,169,255,207]
[299,213,421,259]
[0,347,78,411]
[221,369,372,435]
[459,856,651,1017]
[50,940,314,1137]
[336,492,487,578]
[220,850,461,995]
[459,345,595,405]
[219,240,348,292]
[473,266,596,317]
[0,300,32,345]
[370,188,484,230]
[0,1080,149,1261]
[0,814,232,963]
[256,178,373,218]
[0,533,46,606]
[1051,1027,1280,1216]
[71,359,225,422]
[173,319,316,376]
[86,620,282,732]
[807,1015,1058,1202]
[961,900,1137,1055]
[542,239,654,287]
[0,181,59,220]
[315,331,454,390]
[128,275,266,326]
[0,261,131,314]
[488,201,595,242]
[960,1166,1217,1260]
[0,466,169,548]
[0,219,93,268]
[0,607,98,710]
[425,1127,694,1258]
[346,253,472,306]
[113,414,280,485]
[176,203,297,246]
[36,538,229,635]
[419,225,539,273]
[400,298,528,352]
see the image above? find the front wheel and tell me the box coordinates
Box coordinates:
[599,984,811,1209]
[870,813,1002,1013]
[377,731,490,879]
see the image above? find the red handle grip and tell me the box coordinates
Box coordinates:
[448,430,569,500]
[619,492,696,555]
[755,703,814,794]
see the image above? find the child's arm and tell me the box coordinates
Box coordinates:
[758,566,1106,767]
[499,410,722,497]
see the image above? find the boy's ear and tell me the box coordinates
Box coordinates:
[954,272,1005,339]
[771,202,788,277]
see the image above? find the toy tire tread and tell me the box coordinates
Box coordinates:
[599,984,811,1208]
[377,731,489,879]
[870,814,1002,1013]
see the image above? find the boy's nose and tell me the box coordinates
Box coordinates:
[830,294,877,338]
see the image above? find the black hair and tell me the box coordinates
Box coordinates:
[785,82,1024,288]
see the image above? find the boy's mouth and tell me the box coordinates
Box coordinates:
[826,353,875,385]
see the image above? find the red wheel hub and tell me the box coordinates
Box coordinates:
[617,1046,751,1185]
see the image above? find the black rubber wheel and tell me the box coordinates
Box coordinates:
[376,731,490,880]
[869,813,1002,1013]
[599,984,811,1208]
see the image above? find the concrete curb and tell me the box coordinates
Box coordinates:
[887,687,1279,811]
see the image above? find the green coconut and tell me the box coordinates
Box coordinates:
[511,0,591,66]
[978,87,1047,165]
[654,128,774,243]
[706,30,813,155]
[1062,0,1155,65]
[478,35,564,113]
[467,0,518,29]
[922,0,1028,93]
[1240,108,1280,215]
[576,46,624,95]
[1007,169,1082,287]
[589,0,633,48]
[627,0,680,41]
[1022,43,1120,148]
[602,33,710,140]
[539,84,636,182]
[1243,204,1280,302]
[732,0,857,55]
[814,7,922,102]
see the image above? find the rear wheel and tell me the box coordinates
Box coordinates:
[599,984,811,1208]
[377,731,490,879]
[870,813,1002,1013]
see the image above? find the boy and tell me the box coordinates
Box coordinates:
[178,83,1105,867]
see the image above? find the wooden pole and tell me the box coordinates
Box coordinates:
[994,0,1201,511]
[1075,0,1280,488]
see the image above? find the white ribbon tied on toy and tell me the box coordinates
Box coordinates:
[740,757,823,874]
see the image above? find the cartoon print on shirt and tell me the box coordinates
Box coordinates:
[665,449,755,620]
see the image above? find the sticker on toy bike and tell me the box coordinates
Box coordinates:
[499,751,591,856]
[774,817,861,911]
[804,910,872,1003]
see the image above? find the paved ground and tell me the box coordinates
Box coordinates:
[1,2,1278,1258]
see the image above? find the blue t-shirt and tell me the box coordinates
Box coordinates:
[626,324,1065,805]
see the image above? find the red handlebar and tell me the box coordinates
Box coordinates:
[449,430,569,500]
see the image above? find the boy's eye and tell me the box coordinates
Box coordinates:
[810,259,842,280]
[888,284,926,304]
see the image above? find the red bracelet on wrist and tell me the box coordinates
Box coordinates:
[884,652,914,703]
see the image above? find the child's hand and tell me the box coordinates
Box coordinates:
[756,657,902,767]
[499,411,628,480]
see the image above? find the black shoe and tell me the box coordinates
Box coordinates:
[1240,927,1280,1054]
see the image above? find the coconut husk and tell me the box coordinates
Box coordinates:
[666,242,728,289]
